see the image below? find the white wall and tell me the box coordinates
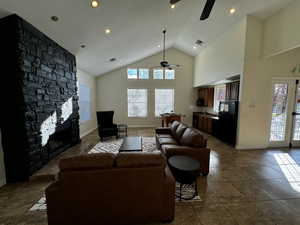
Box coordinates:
[96,48,195,127]
[263,0,300,57]
[193,18,247,87]
[0,129,6,187]
[77,69,97,138]
[237,16,300,149]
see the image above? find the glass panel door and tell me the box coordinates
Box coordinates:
[269,83,290,145]
[292,84,300,146]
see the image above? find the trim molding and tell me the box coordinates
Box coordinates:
[80,127,97,138]
[235,145,267,150]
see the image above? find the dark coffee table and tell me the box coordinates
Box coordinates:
[168,156,200,201]
[119,137,142,152]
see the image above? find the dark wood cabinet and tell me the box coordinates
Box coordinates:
[193,113,214,134]
[226,81,240,101]
[197,87,214,107]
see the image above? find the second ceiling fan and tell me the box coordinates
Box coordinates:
[170,0,216,20]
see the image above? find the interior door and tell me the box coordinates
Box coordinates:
[269,80,295,147]
[291,81,300,147]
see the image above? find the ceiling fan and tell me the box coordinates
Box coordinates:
[170,0,216,20]
[156,29,180,70]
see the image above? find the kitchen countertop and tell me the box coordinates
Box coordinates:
[193,112,219,120]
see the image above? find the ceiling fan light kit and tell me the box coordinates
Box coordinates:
[156,29,180,69]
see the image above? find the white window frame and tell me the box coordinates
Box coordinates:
[155,89,175,117]
[127,89,148,118]
[165,69,175,80]
[153,69,164,80]
[127,68,138,79]
[138,68,149,79]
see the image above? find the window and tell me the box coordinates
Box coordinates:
[155,89,174,116]
[153,69,164,79]
[127,68,138,79]
[165,70,175,80]
[139,69,149,79]
[79,84,91,122]
[127,89,148,117]
[214,85,226,112]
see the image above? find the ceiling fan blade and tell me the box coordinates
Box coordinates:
[170,0,182,5]
[168,64,180,68]
[200,0,216,21]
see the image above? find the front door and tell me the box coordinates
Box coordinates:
[269,79,300,148]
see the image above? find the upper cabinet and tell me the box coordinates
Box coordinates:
[226,81,240,101]
[197,87,214,107]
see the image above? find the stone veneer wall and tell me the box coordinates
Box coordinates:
[0,14,80,182]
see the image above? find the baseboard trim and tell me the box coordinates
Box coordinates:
[80,127,97,138]
[235,145,267,150]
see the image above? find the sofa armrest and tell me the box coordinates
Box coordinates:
[156,127,172,135]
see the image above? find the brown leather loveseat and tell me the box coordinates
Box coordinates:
[156,121,210,175]
[45,152,175,225]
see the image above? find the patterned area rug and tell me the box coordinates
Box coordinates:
[88,137,160,154]
[29,137,201,211]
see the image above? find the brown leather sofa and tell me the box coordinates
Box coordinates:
[156,121,210,176]
[45,152,175,225]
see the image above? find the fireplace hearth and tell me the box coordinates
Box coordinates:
[46,124,73,159]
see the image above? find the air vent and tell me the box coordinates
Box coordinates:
[195,40,204,46]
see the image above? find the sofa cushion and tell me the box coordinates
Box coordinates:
[158,137,178,145]
[180,128,206,147]
[116,152,165,168]
[170,121,180,137]
[174,123,188,141]
[157,134,173,138]
[59,153,115,171]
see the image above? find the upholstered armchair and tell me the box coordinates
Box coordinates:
[96,111,118,141]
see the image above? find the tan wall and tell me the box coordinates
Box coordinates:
[77,69,97,137]
[193,18,247,87]
[0,130,6,187]
[263,0,300,57]
[96,48,195,127]
[237,16,300,149]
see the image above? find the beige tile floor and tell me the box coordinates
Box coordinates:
[1,128,300,225]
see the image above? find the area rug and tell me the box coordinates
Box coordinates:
[88,137,160,154]
[29,137,201,211]
[30,184,202,212]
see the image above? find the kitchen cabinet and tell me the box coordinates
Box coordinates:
[193,112,215,134]
[197,87,214,107]
[226,81,240,101]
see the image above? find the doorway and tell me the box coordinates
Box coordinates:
[269,78,300,148]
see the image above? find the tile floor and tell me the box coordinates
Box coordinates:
[1,128,300,225]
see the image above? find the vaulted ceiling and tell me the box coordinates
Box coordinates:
[0,0,294,76]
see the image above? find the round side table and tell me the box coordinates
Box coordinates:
[168,156,200,201]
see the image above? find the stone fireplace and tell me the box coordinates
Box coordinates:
[0,15,80,182]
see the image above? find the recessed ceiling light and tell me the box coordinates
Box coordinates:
[50,16,59,22]
[171,4,176,9]
[230,8,236,14]
[109,58,117,62]
[105,28,111,34]
[158,45,161,48]
[193,46,197,50]
[91,0,99,8]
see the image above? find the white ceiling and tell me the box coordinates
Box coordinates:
[0,0,295,76]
